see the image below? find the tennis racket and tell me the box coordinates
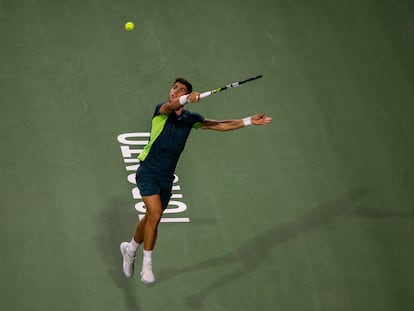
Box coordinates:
[180,75,263,104]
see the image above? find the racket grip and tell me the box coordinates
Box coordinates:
[200,91,212,98]
[179,95,189,105]
[180,91,211,105]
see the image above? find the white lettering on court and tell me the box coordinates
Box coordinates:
[117,132,190,223]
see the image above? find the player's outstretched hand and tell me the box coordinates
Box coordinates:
[251,114,272,125]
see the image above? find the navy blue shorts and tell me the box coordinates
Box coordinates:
[136,166,174,210]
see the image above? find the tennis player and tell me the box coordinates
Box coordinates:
[120,77,272,284]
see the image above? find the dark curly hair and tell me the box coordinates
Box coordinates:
[174,77,193,94]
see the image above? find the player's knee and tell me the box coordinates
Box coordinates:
[147,210,162,225]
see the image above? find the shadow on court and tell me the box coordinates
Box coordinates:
[95,197,141,311]
[157,188,411,308]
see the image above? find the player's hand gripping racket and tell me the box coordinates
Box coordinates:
[180,74,263,105]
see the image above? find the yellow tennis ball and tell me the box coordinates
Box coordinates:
[125,22,134,31]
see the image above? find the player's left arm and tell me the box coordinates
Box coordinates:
[200,114,272,131]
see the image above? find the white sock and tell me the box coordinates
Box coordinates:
[143,250,152,265]
[127,238,140,255]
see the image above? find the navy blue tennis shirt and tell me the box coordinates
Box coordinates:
[138,103,205,175]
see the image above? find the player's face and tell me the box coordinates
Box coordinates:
[169,82,188,101]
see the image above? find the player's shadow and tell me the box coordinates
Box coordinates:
[157,187,411,308]
[95,197,141,311]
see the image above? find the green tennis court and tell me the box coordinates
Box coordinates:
[1,1,413,310]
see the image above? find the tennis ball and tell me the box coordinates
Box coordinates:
[125,22,134,31]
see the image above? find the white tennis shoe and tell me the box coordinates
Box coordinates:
[140,262,155,284]
[120,242,135,278]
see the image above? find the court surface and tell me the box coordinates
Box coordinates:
[1,1,413,310]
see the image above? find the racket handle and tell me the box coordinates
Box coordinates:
[200,91,212,98]
[179,91,211,105]
[179,95,189,105]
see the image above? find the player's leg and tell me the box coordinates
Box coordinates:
[133,214,146,244]
[140,194,163,283]
[119,198,161,280]
[120,169,155,278]
[141,194,163,250]
[120,172,171,282]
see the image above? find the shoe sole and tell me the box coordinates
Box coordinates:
[140,276,155,284]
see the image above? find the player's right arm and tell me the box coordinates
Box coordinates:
[159,92,201,115]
